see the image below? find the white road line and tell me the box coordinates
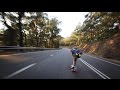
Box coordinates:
[4,63,37,79]
[79,58,110,79]
[50,55,53,56]
[85,54,120,67]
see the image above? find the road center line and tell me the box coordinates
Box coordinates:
[79,58,110,79]
[79,59,106,79]
[3,63,37,79]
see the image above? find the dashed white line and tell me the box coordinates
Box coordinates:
[79,58,110,79]
[85,54,120,67]
[50,55,53,56]
[4,63,37,79]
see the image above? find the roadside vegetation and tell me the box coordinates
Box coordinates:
[60,12,120,61]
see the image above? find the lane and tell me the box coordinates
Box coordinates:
[8,48,103,79]
[0,50,60,78]
[81,54,120,79]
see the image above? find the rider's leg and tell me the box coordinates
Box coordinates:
[72,57,77,67]
[71,58,77,71]
[71,54,77,68]
[73,57,77,67]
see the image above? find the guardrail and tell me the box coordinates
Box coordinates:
[0,46,62,53]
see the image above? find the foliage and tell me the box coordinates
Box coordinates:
[0,12,62,48]
[60,12,120,46]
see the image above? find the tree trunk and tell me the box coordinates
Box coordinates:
[18,12,24,47]
[19,22,23,47]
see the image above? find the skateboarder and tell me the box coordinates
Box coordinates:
[70,47,83,71]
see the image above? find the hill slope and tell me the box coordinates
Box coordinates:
[80,33,120,61]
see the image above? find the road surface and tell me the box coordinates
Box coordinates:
[0,48,120,79]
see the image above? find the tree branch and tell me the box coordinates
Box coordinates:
[1,12,14,30]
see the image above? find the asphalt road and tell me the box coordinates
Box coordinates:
[0,48,120,79]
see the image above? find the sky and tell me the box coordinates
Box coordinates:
[45,12,89,38]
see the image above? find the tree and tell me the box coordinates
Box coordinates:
[0,12,18,46]
[44,17,61,48]
[64,12,120,47]
[18,12,25,46]
[0,12,62,48]
[25,12,48,47]
[78,12,120,43]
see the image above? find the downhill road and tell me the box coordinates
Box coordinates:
[0,48,120,79]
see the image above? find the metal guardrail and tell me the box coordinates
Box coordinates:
[0,47,61,50]
[0,46,62,53]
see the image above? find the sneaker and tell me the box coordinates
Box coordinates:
[71,65,75,69]
[73,66,77,71]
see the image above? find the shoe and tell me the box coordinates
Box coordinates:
[71,65,75,69]
[73,66,77,72]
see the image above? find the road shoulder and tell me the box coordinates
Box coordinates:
[85,53,120,65]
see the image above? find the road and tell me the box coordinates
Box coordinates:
[0,48,120,79]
